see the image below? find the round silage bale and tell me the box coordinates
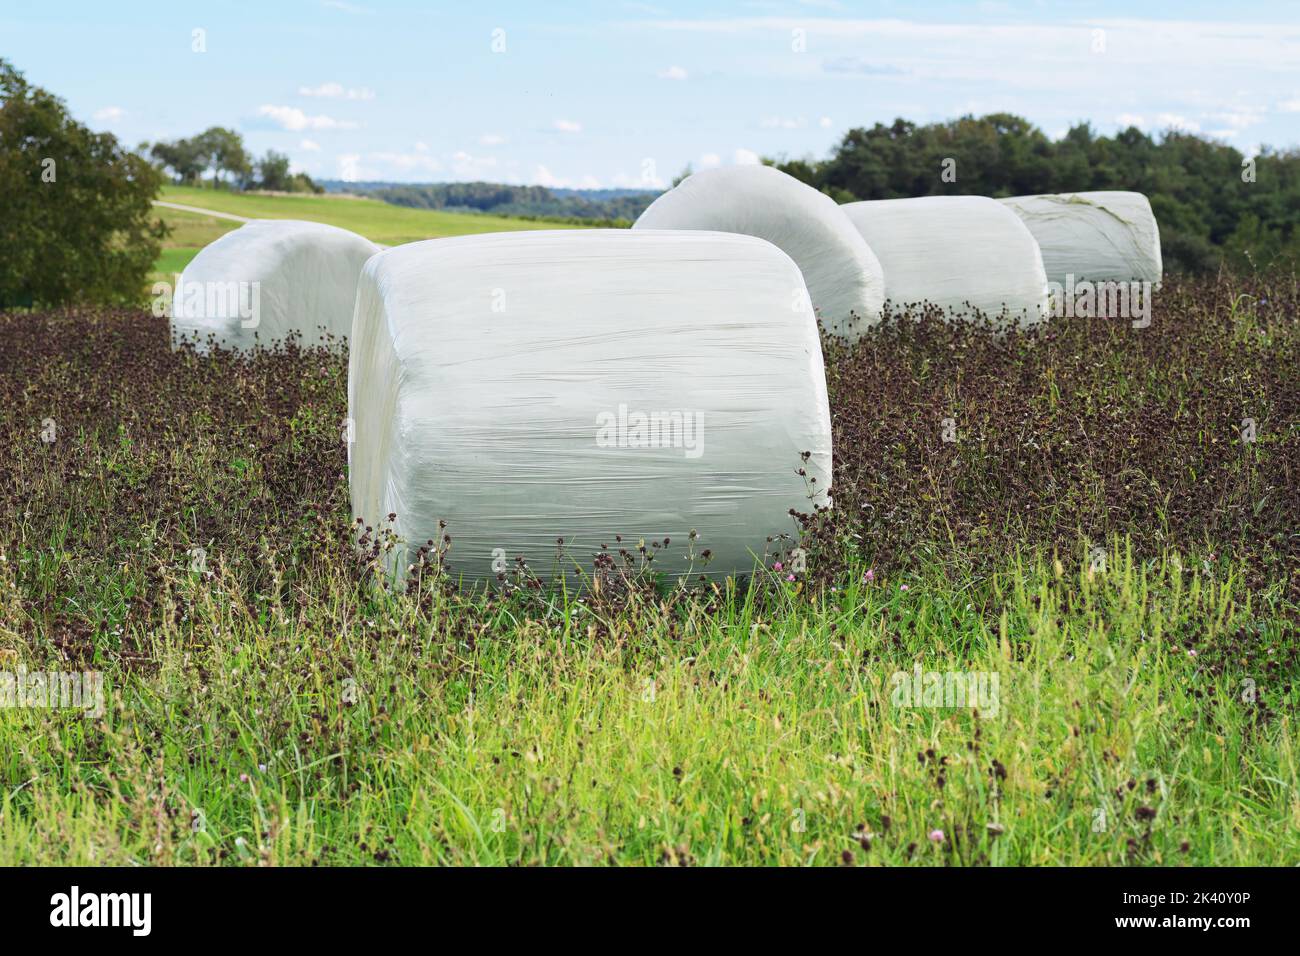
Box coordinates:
[633,165,885,339]
[348,228,833,587]
[999,191,1162,286]
[170,219,380,353]
[841,195,1049,328]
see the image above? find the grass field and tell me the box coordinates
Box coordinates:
[148,185,591,290]
[1,272,1296,866]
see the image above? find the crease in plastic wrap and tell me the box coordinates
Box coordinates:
[999,191,1163,286]
[841,196,1049,328]
[171,219,380,352]
[632,165,885,340]
[348,229,833,587]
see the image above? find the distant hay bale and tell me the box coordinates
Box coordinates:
[348,229,833,586]
[841,196,1049,327]
[633,165,885,339]
[171,219,380,352]
[1000,191,1162,286]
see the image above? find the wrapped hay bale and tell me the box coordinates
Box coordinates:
[348,229,833,586]
[841,196,1049,327]
[999,191,1162,286]
[171,219,380,352]
[633,165,884,339]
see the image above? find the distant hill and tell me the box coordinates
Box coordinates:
[319,180,660,224]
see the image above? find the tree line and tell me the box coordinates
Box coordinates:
[365,181,653,224]
[144,127,322,194]
[771,113,1300,275]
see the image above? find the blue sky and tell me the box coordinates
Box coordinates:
[4,0,1299,188]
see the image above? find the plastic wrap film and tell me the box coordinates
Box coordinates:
[632,165,885,339]
[999,191,1163,286]
[170,219,380,352]
[348,229,833,587]
[841,196,1050,328]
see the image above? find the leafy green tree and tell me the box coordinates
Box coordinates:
[252,151,321,193]
[255,149,292,191]
[147,136,208,184]
[196,126,250,187]
[287,171,323,194]
[147,126,251,187]
[0,58,164,307]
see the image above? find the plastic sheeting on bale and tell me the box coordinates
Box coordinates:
[171,219,380,352]
[348,229,833,586]
[841,196,1049,328]
[632,165,884,339]
[999,191,1162,286]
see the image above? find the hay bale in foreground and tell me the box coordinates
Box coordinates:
[171,219,380,352]
[999,191,1162,286]
[633,165,885,339]
[841,196,1049,328]
[348,229,833,586]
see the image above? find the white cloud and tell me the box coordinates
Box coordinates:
[822,56,906,76]
[1204,107,1265,130]
[611,167,663,188]
[658,65,688,80]
[257,105,358,131]
[1154,112,1201,133]
[1280,96,1300,113]
[760,116,806,129]
[553,118,583,133]
[638,17,1300,97]
[93,106,125,122]
[369,150,442,174]
[733,147,761,165]
[339,154,363,182]
[533,165,567,187]
[448,150,500,177]
[322,1,373,13]
[1116,112,1204,134]
[819,116,833,128]
[479,133,507,146]
[299,82,375,100]
[300,139,322,151]
[699,152,721,168]
[533,165,602,188]
[415,141,429,152]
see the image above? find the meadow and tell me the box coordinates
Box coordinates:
[147,184,587,290]
[0,271,1296,866]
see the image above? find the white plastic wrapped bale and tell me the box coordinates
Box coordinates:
[841,196,1049,327]
[171,219,380,352]
[632,165,884,339]
[999,191,1162,286]
[348,229,833,587]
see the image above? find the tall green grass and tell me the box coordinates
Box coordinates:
[2,544,1294,865]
